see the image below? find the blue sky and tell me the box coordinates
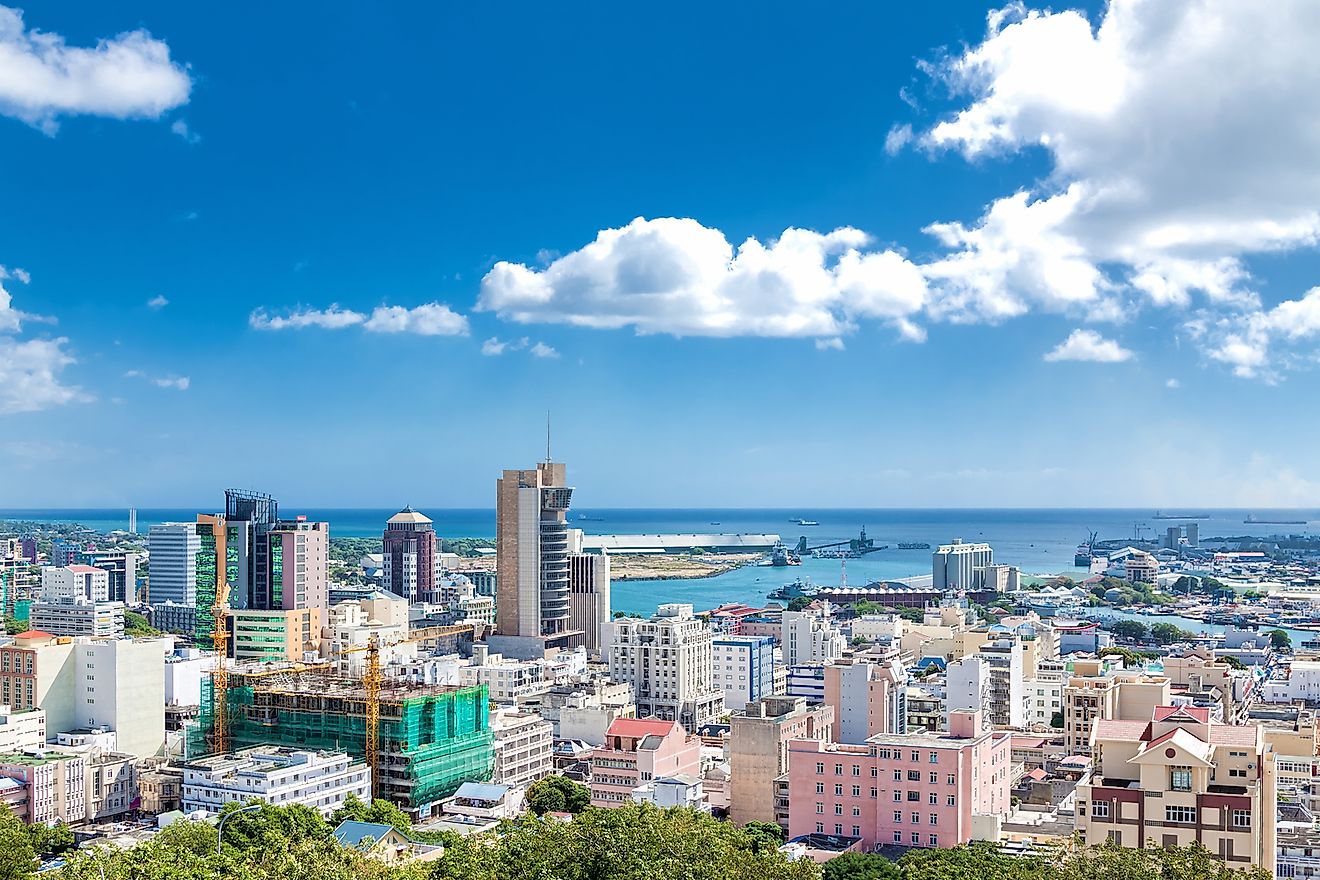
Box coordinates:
[3,0,1320,508]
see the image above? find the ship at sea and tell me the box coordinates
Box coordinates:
[1075,530,1098,566]
[1244,514,1309,525]
[1152,510,1210,520]
[896,541,931,550]
[790,517,820,526]
[768,577,818,601]
[762,542,801,567]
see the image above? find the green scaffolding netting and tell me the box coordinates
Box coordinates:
[189,678,494,809]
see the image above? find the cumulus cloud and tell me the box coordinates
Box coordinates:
[478,216,928,342]
[146,294,169,309]
[1042,329,1133,363]
[529,341,559,359]
[884,123,913,155]
[0,270,85,412]
[250,302,469,337]
[0,336,86,413]
[815,337,845,351]
[0,5,192,135]
[362,303,468,336]
[915,0,1320,377]
[1165,378,1180,389]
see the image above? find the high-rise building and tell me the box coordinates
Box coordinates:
[495,460,577,649]
[823,656,908,742]
[604,603,724,732]
[712,635,776,712]
[41,565,109,602]
[568,550,611,653]
[77,550,140,605]
[264,519,329,611]
[382,507,440,603]
[147,523,201,606]
[932,539,994,591]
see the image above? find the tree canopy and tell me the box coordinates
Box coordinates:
[525,774,591,816]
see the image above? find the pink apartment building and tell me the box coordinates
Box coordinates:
[787,709,1012,850]
[587,717,702,808]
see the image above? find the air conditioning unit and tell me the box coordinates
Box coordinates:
[1247,763,1255,770]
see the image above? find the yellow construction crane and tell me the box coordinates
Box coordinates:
[334,623,474,799]
[199,514,231,754]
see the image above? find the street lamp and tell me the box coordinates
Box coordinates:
[216,803,262,857]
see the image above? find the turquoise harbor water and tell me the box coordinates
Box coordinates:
[3,506,1316,616]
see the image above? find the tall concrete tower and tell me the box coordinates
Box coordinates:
[495,460,577,651]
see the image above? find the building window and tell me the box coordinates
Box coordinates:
[1165,806,1196,824]
[816,823,824,834]
[834,784,843,796]
[1092,801,1109,818]
[852,785,861,797]
[835,804,843,815]
[929,814,938,825]
[911,812,920,824]
[871,767,878,778]
[946,774,955,785]
[907,770,921,781]
[816,783,824,794]
[893,832,902,843]
[928,834,938,846]
[1232,810,1251,828]
[1170,767,1192,792]
[852,825,861,837]
[870,788,878,798]
[816,803,824,814]
[911,832,920,845]
[947,795,955,806]
[929,753,939,764]
[929,772,938,784]
[893,791,901,802]
[852,806,861,817]
[835,824,843,836]
[907,791,919,801]
[835,764,844,776]
[894,769,902,781]
[816,762,825,775]
[911,751,920,762]
[853,765,861,777]
[894,810,903,822]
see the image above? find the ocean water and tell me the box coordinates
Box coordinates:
[3,506,1315,615]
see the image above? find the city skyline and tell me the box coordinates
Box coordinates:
[4,1,1320,508]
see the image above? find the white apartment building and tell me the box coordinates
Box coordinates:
[932,539,994,591]
[30,600,125,639]
[604,603,724,733]
[945,656,991,728]
[0,633,169,758]
[490,709,553,788]
[1026,658,1065,728]
[0,750,86,825]
[977,637,1028,728]
[461,645,549,704]
[782,609,847,668]
[41,565,109,602]
[0,706,45,752]
[182,747,369,816]
[147,523,201,606]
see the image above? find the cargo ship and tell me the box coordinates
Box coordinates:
[1244,514,1308,525]
[1152,511,1210,520]
[1075,531,1098,566]
[897,542,931,550]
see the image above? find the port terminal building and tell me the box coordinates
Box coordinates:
[580,534,780,554]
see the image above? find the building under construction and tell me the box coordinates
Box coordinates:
[190,662,493,819]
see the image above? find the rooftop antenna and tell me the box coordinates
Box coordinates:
[545,410,552,464]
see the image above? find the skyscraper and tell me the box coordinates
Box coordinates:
[382,507,440,603]
[147,523,201,606]
[494,460,578,653]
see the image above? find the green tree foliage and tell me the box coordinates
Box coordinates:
[27,823,75,858]
[823,853,902,880]
[1108,620,1148,641]
[431,803,817,880]
[123,611,161,638]
[0,806,37,880]
[1098,647,1159,668]
[1267,629,1292,650]
[331,794,414,835]
[742,821,786,852]
[525,775,591,816]
[1150,622,1194,644]
[787,597,814,612]
[1050,711,1064,728]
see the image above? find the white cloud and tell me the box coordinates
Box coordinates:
[530,341,559,359]
[815,337,845,351]
[1165,378,1180,389]
[478,216,928,342]
[146,294,169,309]
[0,336,86,413]
[481,337,509,356]
[0,5,192,135]
[884,123,913,155]
[170,118,200,144]
[251,302,469,337]
[1042,328,1133,363]
[363,303,468,336]
[125,369,188,391]
[249,305,365,331]
[914,0,1320,376]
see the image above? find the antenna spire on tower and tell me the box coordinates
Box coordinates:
[546,411,552,463]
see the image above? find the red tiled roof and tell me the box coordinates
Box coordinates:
[605,718,679,739]
[1092,720,1150,741]
[1209,726,1260,746]
[13,630,54,639]
[1153,705,1210,724]
[65,564,103,574]
[1025,768,1048,781]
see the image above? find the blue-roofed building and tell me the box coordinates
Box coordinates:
[332,820,443,865]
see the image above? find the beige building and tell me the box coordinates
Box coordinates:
[1063,663,1170,757]
[490,708,554,789]
[568,552,610,653]
[139,761,183,814]
[727,696,833,829]
[604,603,723,733]
[495,461,578,649]
[1163,650,1242,722]
[1077,705,1276,871]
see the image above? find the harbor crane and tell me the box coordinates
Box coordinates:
[795,526,879,557]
